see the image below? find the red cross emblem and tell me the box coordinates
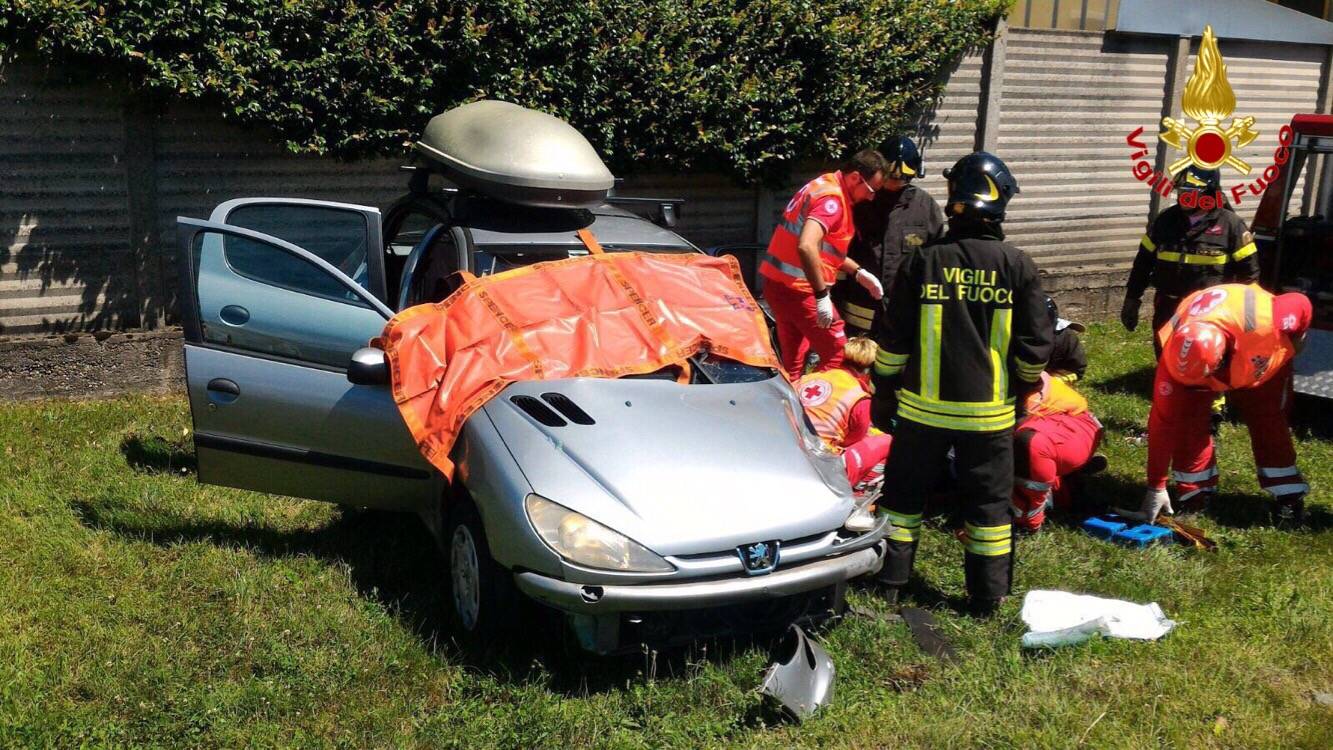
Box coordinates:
[800,379,833,407]
[1188,288,1228,317]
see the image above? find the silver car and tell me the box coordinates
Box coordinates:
[176,107,886,653]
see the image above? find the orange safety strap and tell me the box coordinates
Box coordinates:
[576,228,605,255]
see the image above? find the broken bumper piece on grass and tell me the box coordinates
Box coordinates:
[759,625,836,722]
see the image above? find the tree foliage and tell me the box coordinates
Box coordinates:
[0,0,1003,182]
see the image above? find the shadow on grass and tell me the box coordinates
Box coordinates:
[1089,364,1155,397]
[121,433,196,475]
[69,497,795,702]
[1050,467,1333,533]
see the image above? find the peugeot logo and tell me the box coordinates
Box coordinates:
[738,540,780,575]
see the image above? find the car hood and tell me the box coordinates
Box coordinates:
[480,376,854,557]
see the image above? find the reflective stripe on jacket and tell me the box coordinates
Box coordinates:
[873,232,1053,433]
[760,173,855,293]
[1156,283,1295,391]
[1125,204,1258,301]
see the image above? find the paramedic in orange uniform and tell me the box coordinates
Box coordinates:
[762,150,888,379]
[1011,372,1104,533]
[1115,284,1313,527]
[796,337,894,488]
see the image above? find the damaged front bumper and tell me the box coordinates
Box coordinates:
[514,544,885,614]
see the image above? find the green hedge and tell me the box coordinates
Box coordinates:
[0,0,1003,182]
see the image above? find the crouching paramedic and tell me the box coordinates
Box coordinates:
[797,337,893,489]
[869,152,1053,615]
[761,150,888,379]
[1012,372,1104,533]
[1116,284,1313,527]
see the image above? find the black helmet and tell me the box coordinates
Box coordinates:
[878,135,923,179]
[943,151,1019,222]
[1174,164,1221,194]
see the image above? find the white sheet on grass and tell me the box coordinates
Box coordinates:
[1020,590,1176,648]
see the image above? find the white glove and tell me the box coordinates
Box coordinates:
[815,293,835,329]
[1114,487,1173,524]
[856,268,885,300]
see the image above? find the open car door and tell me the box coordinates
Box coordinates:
[177,199,439,510]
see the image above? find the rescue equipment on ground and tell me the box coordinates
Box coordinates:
[1020,590,1176,648]
[377,243,779,479]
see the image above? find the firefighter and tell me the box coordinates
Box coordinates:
[1120,165,1259,351]
[833,136,944,335]
[1012,372,1105,533]
[761,150,888,380]
[1115,284,1313,527]
[870,152,1053,615]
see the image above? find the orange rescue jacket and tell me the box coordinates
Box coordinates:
[1023,371,1089,419]
[760,172,856,293]
[797,368,869,451]
[1156,283,1296,392]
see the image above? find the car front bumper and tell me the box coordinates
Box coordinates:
[513,542,885,615]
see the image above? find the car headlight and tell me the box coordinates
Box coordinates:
[524,495,674,573]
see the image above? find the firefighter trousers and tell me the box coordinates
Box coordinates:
[763,281,847,380]
[880,419,1014,602]
[1149,363,1306,504]
[1012,412,1103,532]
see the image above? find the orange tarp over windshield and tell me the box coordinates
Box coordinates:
[376,251,781,479]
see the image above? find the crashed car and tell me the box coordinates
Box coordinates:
[176,100,886,653]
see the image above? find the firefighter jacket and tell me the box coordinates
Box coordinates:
[833,184,945,330]
[760,172,856,294]
[1125,204,1258,303]
[1156,283,1301,392]
[872,226,1054,432]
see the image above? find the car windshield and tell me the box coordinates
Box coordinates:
[473,243,695,276]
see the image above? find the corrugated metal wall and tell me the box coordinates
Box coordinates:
[999,29,1170,271]
[913,50,987,207]
[1215,39,1327,223]
[0,66,134,336]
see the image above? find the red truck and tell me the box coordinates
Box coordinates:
[1252,114,1333,400]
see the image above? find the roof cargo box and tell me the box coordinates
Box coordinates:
[413,100,615,209]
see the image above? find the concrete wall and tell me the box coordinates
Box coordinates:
[1,23,1329,399]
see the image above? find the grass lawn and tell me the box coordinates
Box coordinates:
[1,322,1331,748]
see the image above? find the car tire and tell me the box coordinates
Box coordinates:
[443,496,516,648]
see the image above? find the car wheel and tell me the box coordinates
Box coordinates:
[444,497,515,647]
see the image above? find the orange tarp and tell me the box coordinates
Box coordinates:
[376,251,781,479]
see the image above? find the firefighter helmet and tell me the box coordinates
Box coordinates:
[1164,320,1229,386]
[1174,164,1221,195]
[944,152,1019,222]
[878,135,923,179]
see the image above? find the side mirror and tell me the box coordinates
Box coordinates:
[348,347,390,386]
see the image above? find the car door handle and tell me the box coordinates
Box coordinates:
[207,378,240,397]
